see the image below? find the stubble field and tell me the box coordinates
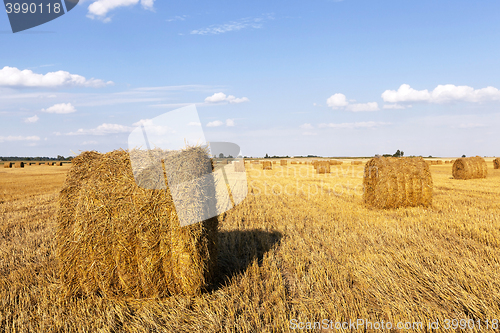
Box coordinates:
[1,160,500,332]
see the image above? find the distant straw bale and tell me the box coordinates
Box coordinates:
[3,162,13,168]
[291,161,297,165]
[14,162,24,168]
[351,161,363,165]
[262,161,272,170]
[46,162,53,166]
[437,160,443,165]
[56,161,63,166]
[56,147,219,298]
[35,162,41,166]
[494,158,500,169]
[329,160,343,165]
[316,161,330,174]
[363,157,433,209]
[452,156,487,180]
[280,160,287,166]
[234,160,245,172]
[445,161,450,164]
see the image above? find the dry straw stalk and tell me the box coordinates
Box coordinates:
[494,158,500,169]
[56,147,219,299]
[363,157,433,209]
[452,156,487,180]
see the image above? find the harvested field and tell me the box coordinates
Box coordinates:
[1,156,500,332]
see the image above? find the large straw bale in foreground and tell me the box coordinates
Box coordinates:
[494,158,500,169]
[56,148,219,299]
[452,156,487,180]
[316,161,330,174]
[262,161,272,170]
[363,157,433,209]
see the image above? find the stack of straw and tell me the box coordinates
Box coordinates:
[452,156,487,180]
[56,147,219,298]
[363,157,433,209]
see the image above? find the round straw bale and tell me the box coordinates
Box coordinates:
[3,162,13,168]
[234,160,245,172]
[494,158,500,169]
[56,161,63,166]
[437,160,443,165]
[262,161,272,170]
[280,160,287,166]
[14,162,24,168]
[363,157,433,209]
[351,161,363,165]
[56,147,219,299]
[452,156,487,180]
[316,161,330,174]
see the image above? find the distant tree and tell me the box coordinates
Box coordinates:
[265,153,269,158]
[228,155,233,158]
[401,151,404,157]
[393,149,403,157]
[219,153,224,158]
[428,155,432,158]
[462,154,466,158]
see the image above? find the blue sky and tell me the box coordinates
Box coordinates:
[1,0,500,157]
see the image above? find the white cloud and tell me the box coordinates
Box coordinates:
[67,123,133,135]
[327,93,379,112]
[457,123,486,129]
[0,135,40,143]
[226,119,235,127]
[318,121,391,129]
[87,0,155,21]
[191,14,273,35]
[345,102,379,112]
[207,120,224,127]
[381,84,500,104]
[42,103,77,114]
[132,119,173,135]
[326,93,349,109]
[0,66,113,88]
[167,15,187,22]
[383,104,410,110]
[205,92,249,104]
[300,123,314,129]
[24,115,39,123]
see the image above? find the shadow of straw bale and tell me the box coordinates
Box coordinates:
[212,229,282,288]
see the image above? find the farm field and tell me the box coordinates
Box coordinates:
[1,160,500,332]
